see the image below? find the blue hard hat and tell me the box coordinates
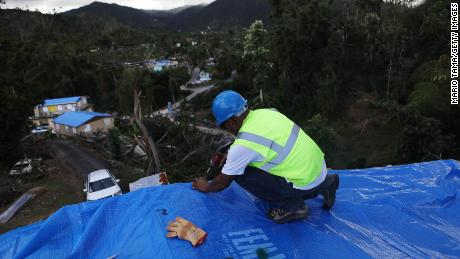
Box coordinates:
[212,90,248,125]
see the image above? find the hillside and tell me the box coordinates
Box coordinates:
[64,1,167,29]
[170,0,271,30]
[63,0,271,31]
[143,4,205,16]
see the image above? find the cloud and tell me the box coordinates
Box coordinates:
[2,0,213,13]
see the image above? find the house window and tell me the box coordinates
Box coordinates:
[48,106,57,113]
[104,118,111,127]
[72,128,77,134]
[84,124,91,133]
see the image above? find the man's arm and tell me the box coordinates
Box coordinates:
[193,173,235,193]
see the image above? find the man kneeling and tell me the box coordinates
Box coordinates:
[193,90,339,224]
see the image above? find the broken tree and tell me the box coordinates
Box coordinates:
[133,89,162,176]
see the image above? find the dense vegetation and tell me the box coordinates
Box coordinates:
[0,0,457,173]
[0,9,186,167]
[236,0,457,166]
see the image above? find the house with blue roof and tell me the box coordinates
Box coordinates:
[53,111,113,136]
[32,96,93,126]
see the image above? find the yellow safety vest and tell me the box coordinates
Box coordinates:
[232,109,324,187]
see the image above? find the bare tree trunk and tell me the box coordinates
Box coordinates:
[386,45,395,101]
[133,89,161,176]
[259,88,264,104]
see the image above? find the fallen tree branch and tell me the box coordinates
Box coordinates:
[155,131,168,145]
[171,147,203,167]
[134,89,162,176]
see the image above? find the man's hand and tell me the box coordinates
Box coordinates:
[192,173,235,193]
[192,177,209,192]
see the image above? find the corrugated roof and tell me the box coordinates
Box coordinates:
[53,111,111,128]
[44,97,81,106]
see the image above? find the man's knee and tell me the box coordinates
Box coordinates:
[236,166,286,188]
[235,167,289,202]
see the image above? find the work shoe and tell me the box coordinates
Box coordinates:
[319,174,340,210]
[267,206,309,224]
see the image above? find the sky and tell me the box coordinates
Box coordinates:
[1,0,214,13]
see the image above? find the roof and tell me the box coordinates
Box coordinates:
[53,111,111,128]
[43,97,81,106]
[0,159,459,258]
[156,60,172,66]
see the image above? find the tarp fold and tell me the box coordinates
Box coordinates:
[1,159,459,258]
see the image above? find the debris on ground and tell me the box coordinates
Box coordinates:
[112,114,231,183]
[133,145,147,158]
[0,187,48,224]
[0,139,85,234]
[129,172,169,192]
[8,158,44,176]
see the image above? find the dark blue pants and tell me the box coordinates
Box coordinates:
[235,166,325,211]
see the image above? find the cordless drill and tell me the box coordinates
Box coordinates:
[205,142,232,180]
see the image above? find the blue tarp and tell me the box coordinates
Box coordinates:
[1,159,459,258]
[53,111,111,127]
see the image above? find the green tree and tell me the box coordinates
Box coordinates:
[302,114,337,165]
[242,20,271,104]
[0,90,30,168]
[108,128,122,160]
[396,110,450,163]
[116,68,137,114]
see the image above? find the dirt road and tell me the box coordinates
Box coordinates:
[153,83,217,116]
[46,140,109,176]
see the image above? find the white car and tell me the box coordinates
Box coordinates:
[9,158,42,176]
[9,160,33,175]
[84,169,122,201]
[31,125,49,134]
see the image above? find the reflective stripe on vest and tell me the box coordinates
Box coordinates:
[233,109,324,187]
[237,124,301,171]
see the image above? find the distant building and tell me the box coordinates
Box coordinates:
[32,96,93,127]
[125,58,179,71]
[146,59,179,72]
[198,71,212,83]
[191,71,212,85]
[206,58,216,67]
[53,111,114,137]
